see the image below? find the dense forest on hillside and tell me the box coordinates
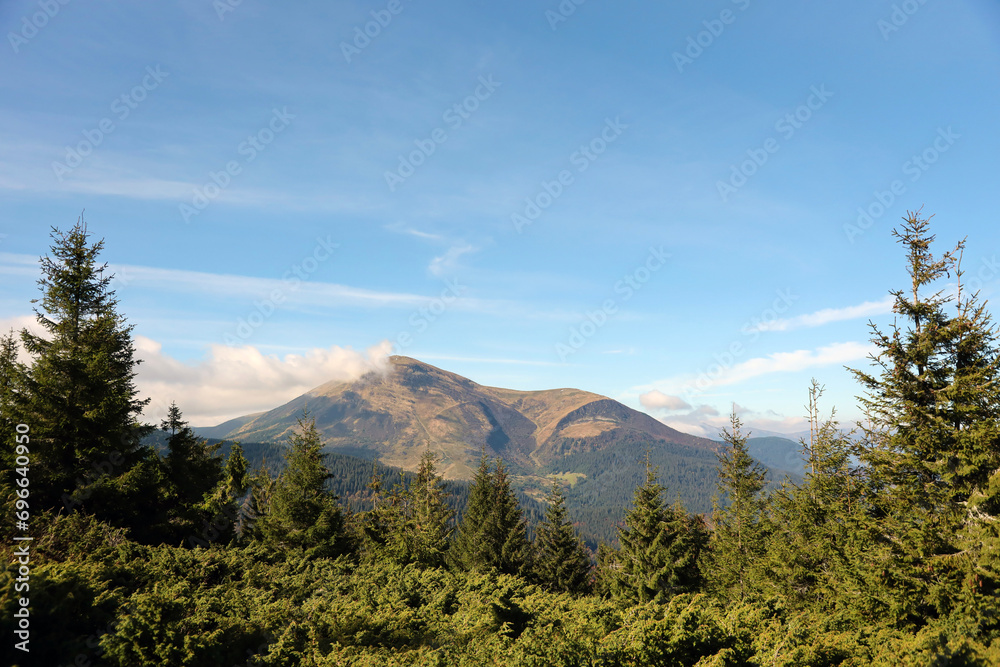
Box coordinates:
[3,214,1000,665]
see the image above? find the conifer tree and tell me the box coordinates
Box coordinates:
[450,452,492,570]
[0,220,160,537]
[157,402,224,542]
[603,455,708,604]
[223,442,250,502]
[708,411,766,602]
[848,211,1000,623]
[451,452,531,576]
[533,479,592,594]
[404,451,455,568]
[357,462,407,561]
[257,412,347,558]
[760,383,864,613]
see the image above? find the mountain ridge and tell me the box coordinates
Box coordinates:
[201,355,718,480]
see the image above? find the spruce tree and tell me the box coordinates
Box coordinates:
[451,452,531,576]
[257,412,347,558]
[404,451,455,568]
[760,383,863,613]
[533,479,592,594]
[708,411,767,602]
[450,452,493,570]
[848,211,1000,623]
[0,220,160,538]
[604,455,708,604]
[158,402,224,542]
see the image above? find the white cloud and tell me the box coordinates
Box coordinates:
[709,341,875,388]
[428,244,476,276]
[134,337,393,426]
[751,296,894,332]
[633,341,876,400]
[638,390,691,411]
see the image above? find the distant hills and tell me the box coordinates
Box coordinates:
[193,356,806,543]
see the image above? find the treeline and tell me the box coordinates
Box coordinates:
[2,214,1000,665]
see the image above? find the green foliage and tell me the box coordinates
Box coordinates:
[0,220,159,540]
[451,452,532,577]
[256,412,348,559]
[848,212,1000,626]
[7,214,1000,664]
[149,402,228,545]
[403,451,456,567]
[708,411,767,602]
[601,456,708,604]
[533,479,593,595]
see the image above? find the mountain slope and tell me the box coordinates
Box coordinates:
[202,355,718,480]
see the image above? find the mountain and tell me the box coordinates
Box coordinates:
[747,437,807,477]
[197,356,808,542]
[202,355,718,480]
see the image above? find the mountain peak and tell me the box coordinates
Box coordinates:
[212,356,716,479]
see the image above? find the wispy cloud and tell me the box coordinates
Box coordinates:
[635,341,876,397]
[750,296,894,332]
[384,223,445,241]
[1,252,476,311]
[428,244,476,276]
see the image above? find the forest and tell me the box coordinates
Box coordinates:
[2,212,1000,665]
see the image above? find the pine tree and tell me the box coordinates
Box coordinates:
[708,411,767,602]
[604,455,708,604]
[0,220,160,537]
[533,479,592,594]
[257,412,347,558]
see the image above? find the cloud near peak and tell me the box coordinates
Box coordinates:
[134,338,392,427]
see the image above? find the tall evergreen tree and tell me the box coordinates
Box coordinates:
[760,383,864,614]
[533,479,592,594]
[602,455,708,604]
[158,402,224,542]
[848,211,1000,623]
[0,220,160,538]
[451,452,531,576]
[708,411,767,602]
[257,412,348,558]
[404,451,455,568]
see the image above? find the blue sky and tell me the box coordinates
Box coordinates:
[2,0,999,435]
